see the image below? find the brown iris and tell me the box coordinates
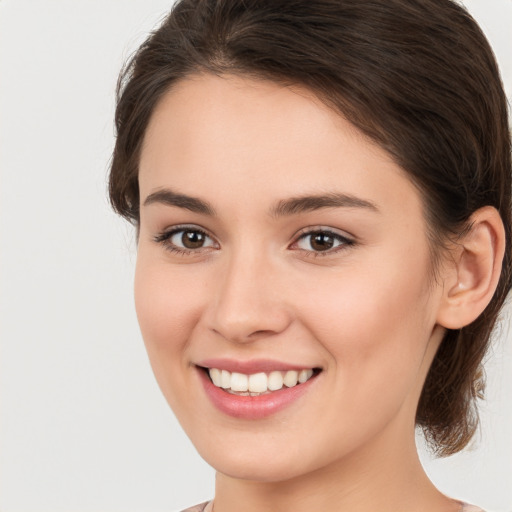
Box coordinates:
[181,230,206,249]
[309,232,335,251]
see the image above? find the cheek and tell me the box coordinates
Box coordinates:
[296,250,435,403]
[133,253,208,388]
[133,254,221,428]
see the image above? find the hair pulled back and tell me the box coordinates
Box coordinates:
[109,0,512,456]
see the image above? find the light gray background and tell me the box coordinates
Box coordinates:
[0,1,511,511]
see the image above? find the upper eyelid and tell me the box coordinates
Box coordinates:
[156,224,214,238]
[291,226,355,242]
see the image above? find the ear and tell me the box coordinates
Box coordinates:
[436,206,506,329]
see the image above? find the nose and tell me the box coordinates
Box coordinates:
[206,251,292,343]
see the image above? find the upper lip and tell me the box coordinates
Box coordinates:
[196,358,320,374]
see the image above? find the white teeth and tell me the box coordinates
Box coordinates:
[248,372,268,393]
[221,369,231,389]
[230,372,248,392]
[298,369,313,383]
[208,367,316,394]
[210,368,222,387]
[267,371,284,391]
[283,370,299,388]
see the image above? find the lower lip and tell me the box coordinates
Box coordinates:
[197,368,318,420]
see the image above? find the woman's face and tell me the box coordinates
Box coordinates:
[136,74,447,482]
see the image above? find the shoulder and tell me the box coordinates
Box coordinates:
[180,501,211,512]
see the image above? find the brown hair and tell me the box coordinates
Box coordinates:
[109,0,512,456]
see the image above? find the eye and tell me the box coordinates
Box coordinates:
[154,226,217,253]
[292,229,354,254]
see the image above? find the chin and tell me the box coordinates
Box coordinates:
[193,434,333,484]
[207,455,310,483]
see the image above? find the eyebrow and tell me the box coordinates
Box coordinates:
[270,192,379,217]
[143,188,216,216]
[143,188,378,217]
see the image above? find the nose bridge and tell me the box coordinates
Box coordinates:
[208,244,290,342]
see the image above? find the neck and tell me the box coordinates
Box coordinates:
[212,421,457,512]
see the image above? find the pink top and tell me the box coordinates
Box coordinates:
[180,501,485,512]
[461,505,485,512]
[180,502,210,512]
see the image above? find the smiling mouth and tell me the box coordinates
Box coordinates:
[202,367,321,396]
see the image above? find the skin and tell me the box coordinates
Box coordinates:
[135,73,498,512]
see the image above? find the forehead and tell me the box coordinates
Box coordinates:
[139,73,422,219]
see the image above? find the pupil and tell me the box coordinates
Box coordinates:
[182,231,205,249]
[311,233,334,251]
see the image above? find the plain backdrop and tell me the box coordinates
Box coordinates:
[0,1,511,511]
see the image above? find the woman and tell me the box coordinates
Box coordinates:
[108,1,511,511]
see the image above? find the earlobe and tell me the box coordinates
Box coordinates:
[436,206,506,330]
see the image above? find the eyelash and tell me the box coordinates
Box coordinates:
[153,225,355,257]
[153,225,216,256]
[292,228,355,258]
